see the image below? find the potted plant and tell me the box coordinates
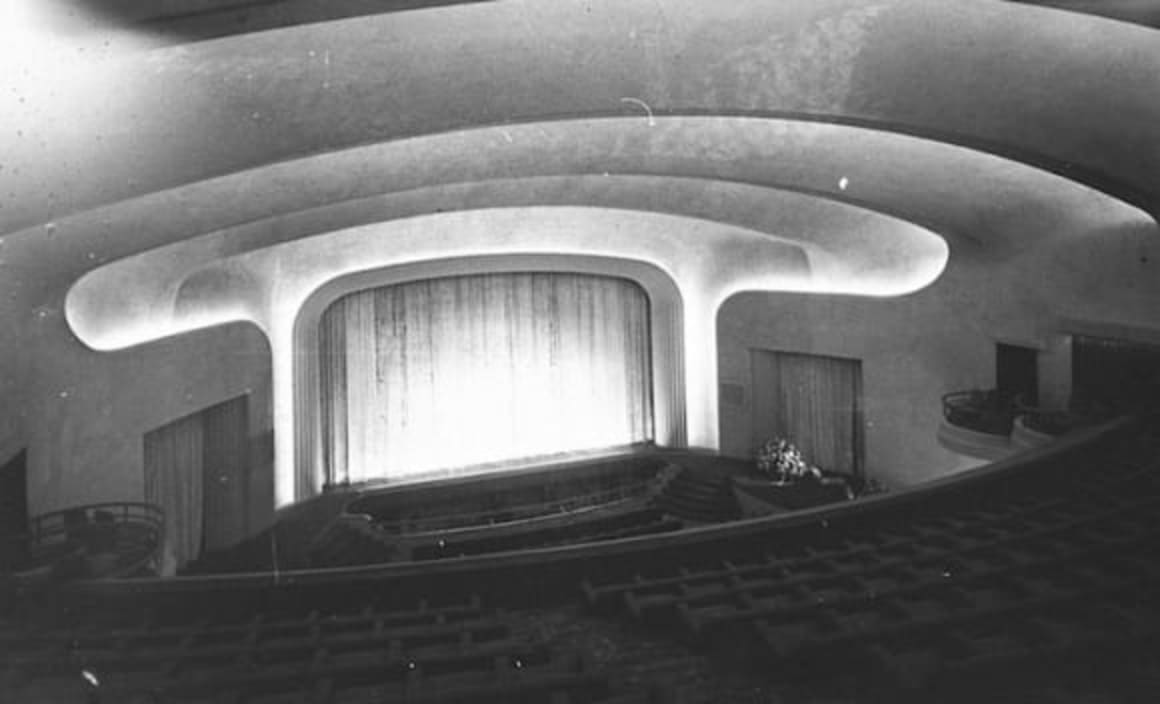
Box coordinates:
[754,438,822,485]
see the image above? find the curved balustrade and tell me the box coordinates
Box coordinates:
[11,502,164,582]
[941,389,1017,436]
[1013,394,1111,437]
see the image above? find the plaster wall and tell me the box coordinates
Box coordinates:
[12,206,1160,524]
[4,0,1159,535]
[719,220,1160,487]
[23,319,275,534]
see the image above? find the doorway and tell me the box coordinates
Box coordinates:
[750,350,863,479]
[996,343,1038,405]
[0,449,28,571]
[1072,335,1160,415]
[144,395,249,574]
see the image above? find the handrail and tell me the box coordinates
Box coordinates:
[14,502,165,580]
[941,388,1017,435]
[1013,393,1112,437]
[357,476,661,535]
[28,501,163,543]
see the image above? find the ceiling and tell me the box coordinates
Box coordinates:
[1,0,1157,332]
[29,0,1160,40]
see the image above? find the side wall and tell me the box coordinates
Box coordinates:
[23,318,275,537]
[17,213,1160,519]
[719,225,1160,487]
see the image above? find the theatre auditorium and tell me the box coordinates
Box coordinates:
[2,0,1160,701]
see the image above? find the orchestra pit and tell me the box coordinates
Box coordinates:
[2,1,1160,701]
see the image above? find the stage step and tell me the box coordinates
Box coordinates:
[652,468,739,523]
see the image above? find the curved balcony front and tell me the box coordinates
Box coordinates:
[938,389,1017,460]
[4,503,164,586]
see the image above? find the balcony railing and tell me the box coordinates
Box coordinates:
[1013,395,1111,437]
[941,389,1017,436]
[9,502,164,581]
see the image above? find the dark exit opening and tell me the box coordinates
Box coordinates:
[996,343,1038,406]
[1073,335,1160,415]
[0,449,29,571]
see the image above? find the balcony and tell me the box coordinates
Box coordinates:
[938,389,1018,460]
[940,389,1110,460]
[4,502,164,585]
[1011,396,1112,451]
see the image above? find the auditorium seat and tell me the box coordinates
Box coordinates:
[411,507,679,561]
[0,592,669,704]
[579,429,1160,698]
[5,423,1157,702]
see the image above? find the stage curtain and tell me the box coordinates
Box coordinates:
[320,273,653,484]
[751,350,862,477]
[144,412,204,575]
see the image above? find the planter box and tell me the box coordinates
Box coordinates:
[731,475,853,517]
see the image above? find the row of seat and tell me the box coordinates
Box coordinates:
[346,457,667,535]
[2,593,669,704]
[311,463,760,569]
[4,424,1149,702]
[411,508,682,561]
[310,462,826,570]
[310,500,686,568]
[580,435,1160,697]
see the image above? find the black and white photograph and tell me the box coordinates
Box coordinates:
[2,1,1159,701]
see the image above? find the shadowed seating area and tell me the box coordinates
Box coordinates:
[4,419,1159,702]
[4,1,1160,701]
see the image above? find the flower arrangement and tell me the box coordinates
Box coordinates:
[755,438,822,484]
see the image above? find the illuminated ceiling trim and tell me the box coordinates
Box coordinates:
[59,114,1151,353]
[65,195,947,352]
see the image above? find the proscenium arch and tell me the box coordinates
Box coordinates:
[65,201,949,509]
[291,254,686,499]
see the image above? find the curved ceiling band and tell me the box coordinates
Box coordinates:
[6,0,1158,240]
[61,114,1150,350]
[65,199,947,351]
[29,115,1147,258]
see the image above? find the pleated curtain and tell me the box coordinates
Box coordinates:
[320,273,653,484]
[144,413,204,575]
[143,395,250,574]
[200,396,250,553]
[751,350,862,477]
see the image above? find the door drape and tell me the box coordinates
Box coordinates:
[144,413,204,575]
[751,349,862,477]
[144,395,250,574]
[201,395,250,553]
[320,273,653,484]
